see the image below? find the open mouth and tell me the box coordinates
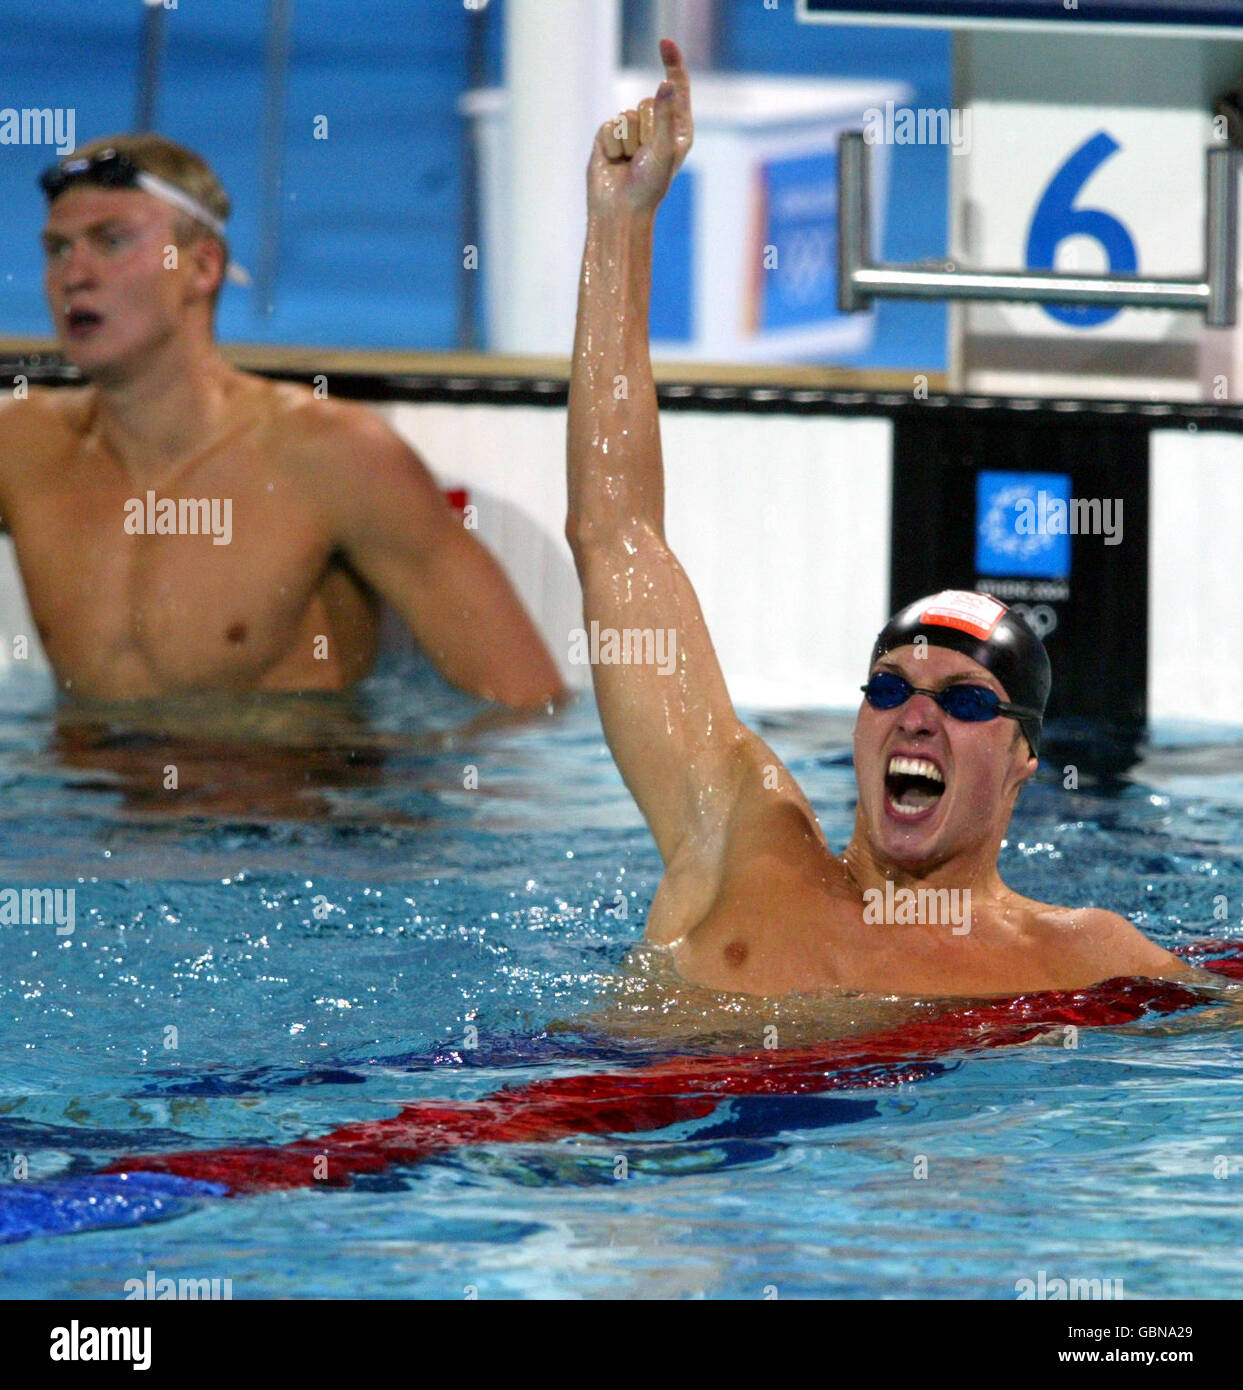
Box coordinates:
[884,754,946,820]
[64,307,104,338]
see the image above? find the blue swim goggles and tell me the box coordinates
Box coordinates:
[861,670,1040,727]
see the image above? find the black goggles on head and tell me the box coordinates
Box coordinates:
[40,148,142,200]
[39,147,232,250]
[862,669,1042,730]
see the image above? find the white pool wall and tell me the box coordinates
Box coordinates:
[0,396,1237,726]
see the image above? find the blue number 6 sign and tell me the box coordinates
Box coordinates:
[1026,132,1138,329]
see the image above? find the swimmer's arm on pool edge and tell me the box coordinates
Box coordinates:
[567,41,829,938]
[292,400,566,710]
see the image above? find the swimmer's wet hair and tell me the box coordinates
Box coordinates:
[71,133,231,309]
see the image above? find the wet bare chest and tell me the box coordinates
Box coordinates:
[7,443,335,687]
[682,893,1060,998]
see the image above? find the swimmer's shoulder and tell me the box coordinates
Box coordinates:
[252,374,411,468]
[0,382,92,445]
[1021,898,1193,982]
[0,387,94,516]
[246,374,437,519]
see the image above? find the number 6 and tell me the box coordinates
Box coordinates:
[1026,131,1138,329]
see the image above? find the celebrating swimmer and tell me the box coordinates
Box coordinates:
[566,40,1189,996]
[0,135,564,708]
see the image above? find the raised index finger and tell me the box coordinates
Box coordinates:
[659,37,687,82]
[654,37,693,156]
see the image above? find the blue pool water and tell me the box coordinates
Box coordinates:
[1,658,1242,1299]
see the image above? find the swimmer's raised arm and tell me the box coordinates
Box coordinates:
[295,401,565,709]
[567,41,820,881]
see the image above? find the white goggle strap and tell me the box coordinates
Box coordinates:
[134,170,252,287]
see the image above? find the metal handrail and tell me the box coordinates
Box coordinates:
[135,0,167,131]
[837,132,1239,328]
[256,0,293,317]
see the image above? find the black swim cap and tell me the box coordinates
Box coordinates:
[869,590,1051,757]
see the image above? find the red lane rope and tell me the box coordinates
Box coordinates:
[102,943,1242,1195]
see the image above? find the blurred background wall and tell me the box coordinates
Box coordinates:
[0,0,949,368]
